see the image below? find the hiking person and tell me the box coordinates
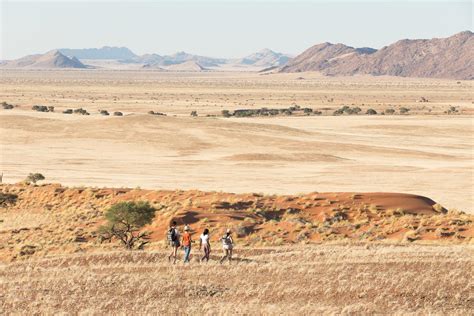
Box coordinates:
[199,228,211,262]
[181,225,193,263]
[220,229,234,264]
[167,221,180,264]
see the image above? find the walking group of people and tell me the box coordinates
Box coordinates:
[166,221,234,264]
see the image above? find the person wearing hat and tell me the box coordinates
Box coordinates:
[219,228,234,264]
[181,225,193,263]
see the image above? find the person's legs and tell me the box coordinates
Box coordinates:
[203,245,210,262]
[220,249,228,263]
[201,246,207,262]
[184,246,191,263]
[172,245,178,264]
[168,243,174,261]
[228,248,233,263]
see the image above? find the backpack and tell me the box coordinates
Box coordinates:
[167,228,177,243]
[222,235,232,246]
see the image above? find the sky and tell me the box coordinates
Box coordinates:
[0,0,472,60]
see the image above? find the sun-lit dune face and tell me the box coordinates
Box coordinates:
[1,184,472,261]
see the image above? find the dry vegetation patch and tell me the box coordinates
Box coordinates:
[1,244,473,314]
[0,184,472,261]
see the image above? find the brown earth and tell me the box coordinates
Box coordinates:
[282,31,474,79]
[1,184,472,262]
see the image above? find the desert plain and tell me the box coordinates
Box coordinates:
[1,69,473,314]
[1,70,473,211]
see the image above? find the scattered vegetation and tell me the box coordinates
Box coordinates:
[148,111,166,116]
[366,108,377,115]
[73,108,90,115]
[99,201,157,250]
[25,173,45,185]
[333,106,362,115]
[445,106,459,114]
[0,192,18,207]
[99,110,110,116]
[190,110,198,117]
[63,109,73,114]
[113,111,123,116]
[1,101,14,110]
[221,105,321,118]
[399,107,410,114]
[32,105,54,112]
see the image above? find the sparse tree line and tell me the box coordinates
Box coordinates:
[332,105,411,116]
[217,105,322,118]
[1,101,463,117]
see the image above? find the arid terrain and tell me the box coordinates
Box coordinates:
[1,70,473,212]
[2,244,473,314]
[1,70,473,314]
[1,182,473,314]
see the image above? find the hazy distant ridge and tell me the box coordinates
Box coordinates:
[59,46,137,60]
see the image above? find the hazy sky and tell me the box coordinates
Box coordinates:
[1,1,472,59]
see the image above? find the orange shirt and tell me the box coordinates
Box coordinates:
[182,232,191,246]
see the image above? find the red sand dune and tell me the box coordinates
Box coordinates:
[0,184,472,260]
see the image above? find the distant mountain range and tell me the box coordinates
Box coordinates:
[2,31,472,79]
[0,50,87,69]
[58,46,136,60]
[281,31,473,79]
[1,47,291,70]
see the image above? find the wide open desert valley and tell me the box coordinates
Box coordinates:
[1,70,473,212]
[1,69,473,314]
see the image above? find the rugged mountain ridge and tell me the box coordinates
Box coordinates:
[281,31,473,79]
[0,50,87,69]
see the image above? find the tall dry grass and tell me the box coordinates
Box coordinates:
[1,244,473,315]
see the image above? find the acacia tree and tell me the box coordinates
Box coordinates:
[99,201,156,250]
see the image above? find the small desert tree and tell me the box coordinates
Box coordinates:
[25,173,45,184]
[99,201,156,250]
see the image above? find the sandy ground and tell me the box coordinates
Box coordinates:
[0,70,473,212]
[1,245,473,314]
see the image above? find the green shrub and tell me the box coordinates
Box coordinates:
[0,193,18,207]
[400,107,410,114]
[98,201,156,249]
[25,173,45,184]
[2,102,14,110]
[366,108,377,115]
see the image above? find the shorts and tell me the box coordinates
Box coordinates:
[223,244,233,250]
[170,240,180,248]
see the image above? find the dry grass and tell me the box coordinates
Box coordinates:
[1,244,473,314]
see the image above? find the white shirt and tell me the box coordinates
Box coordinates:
[200,234,209,244]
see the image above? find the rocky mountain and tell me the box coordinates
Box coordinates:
[129,51,226,68]
[281,31,473,79]
[0,50,87,69]
[58,46,136,60]
[233,49,291,67]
